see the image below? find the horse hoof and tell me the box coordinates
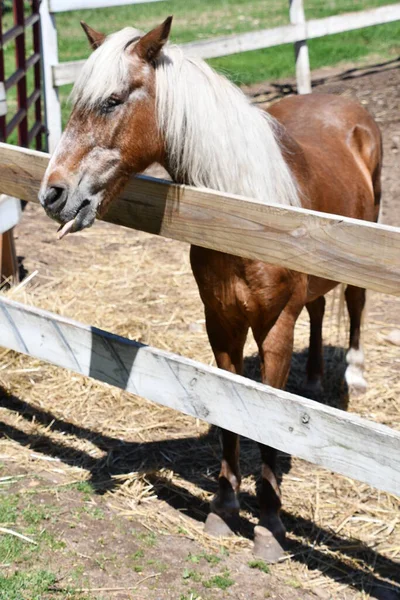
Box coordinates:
[345,348,367,395]
[345,365,367,395]
[253,525,285,563]
[204,512,235,537]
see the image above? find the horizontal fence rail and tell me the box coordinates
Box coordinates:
[1,296,399,496]
[0,143,399,295]
[52,4,400,87]
[50,0,164,12]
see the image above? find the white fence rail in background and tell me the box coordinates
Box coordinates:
[0,142,399,496]
[40,0,400,150]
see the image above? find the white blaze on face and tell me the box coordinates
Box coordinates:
[40,31,156,239]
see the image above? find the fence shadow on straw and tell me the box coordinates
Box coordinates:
[1,338,399,599]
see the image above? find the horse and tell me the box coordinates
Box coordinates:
[39,17,382,562]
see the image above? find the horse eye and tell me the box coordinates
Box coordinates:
[101,96,122,114]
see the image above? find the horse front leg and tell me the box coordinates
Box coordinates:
[203,307,249,537]
[252,308,298,562]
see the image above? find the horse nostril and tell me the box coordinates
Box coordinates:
[43,185,67,208]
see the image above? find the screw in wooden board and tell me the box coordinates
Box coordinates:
[301,413,310,424]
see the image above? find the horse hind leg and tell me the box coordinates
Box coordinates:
[304,295,326,398]
[202,308,249,537]
[344,285,367,394]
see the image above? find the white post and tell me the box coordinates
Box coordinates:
[289,0,311,94]
[0,82,7,117]
[40,0,62,152]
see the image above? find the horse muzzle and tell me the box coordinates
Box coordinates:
[39,182,99,239]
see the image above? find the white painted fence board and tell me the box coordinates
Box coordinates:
[306,4,400,39]
[40,0,62,152]
[0,82,7,118]
[289,0,311,94]
[0,143,399,295]
[53,60,85,87]
[50,0,164,12]
[181,23,305,60]
[1,296,399,496]
[0,196,21,234]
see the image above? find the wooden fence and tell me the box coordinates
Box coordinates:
[0,141,399,497]
[40,0,400,150]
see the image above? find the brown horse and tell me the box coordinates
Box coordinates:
[39,18,382,562]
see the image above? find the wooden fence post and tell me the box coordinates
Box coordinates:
[0,72,19,285]
[289,0,312,94]
[0,195,22,285]
[40,0,62,152]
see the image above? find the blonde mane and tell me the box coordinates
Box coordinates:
[71,27,142,109]
[72,29,300,208]
[156,47,300,207]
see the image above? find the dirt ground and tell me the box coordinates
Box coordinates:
[0,58,399,600]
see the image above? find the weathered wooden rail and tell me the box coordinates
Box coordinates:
[0,142,399,496]
[0,143,399,295]
[1,296,399,496]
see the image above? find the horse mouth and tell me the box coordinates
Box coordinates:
[57,199,92,239]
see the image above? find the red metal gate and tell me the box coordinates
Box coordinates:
[0,0,45,284]
[0,0,45,150]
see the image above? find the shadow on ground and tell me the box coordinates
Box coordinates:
[1,343,399,598]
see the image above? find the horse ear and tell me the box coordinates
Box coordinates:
[80,21,106,50]
[135,16,173,63]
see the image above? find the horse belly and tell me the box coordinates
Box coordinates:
[306,276,339,304]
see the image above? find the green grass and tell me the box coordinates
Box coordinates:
[135,531,157,547]
[0,494,19,524]
[0,570,56,600]
[1,0,399,137]
[22,505,51,525]
[182,568,202,582]
[186,551,222,565]
[203,570,234,590]
[248,559,270,574]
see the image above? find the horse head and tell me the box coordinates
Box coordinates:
[39,17,172,238]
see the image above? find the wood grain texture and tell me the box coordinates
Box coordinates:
[0,230,18,282]
[0,143,399,295]
[1,296,399,496]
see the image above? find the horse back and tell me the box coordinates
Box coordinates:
[268,93,382,222]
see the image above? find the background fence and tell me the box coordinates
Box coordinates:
[40,0,400,151]
[0,0,45,149]
[0,0,46,285]
[0,141,399,498]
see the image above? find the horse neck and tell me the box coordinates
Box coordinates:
[161,123,307,208]
[156,51,301,208]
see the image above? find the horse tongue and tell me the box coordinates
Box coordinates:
[57,219,76,240]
